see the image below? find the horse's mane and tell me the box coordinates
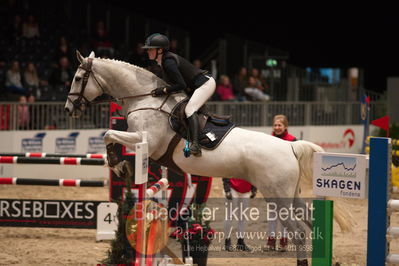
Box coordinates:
[96,57,166,85]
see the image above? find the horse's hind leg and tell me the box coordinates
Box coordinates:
[271,197,311,266]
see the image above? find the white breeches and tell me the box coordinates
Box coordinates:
[223,187,251,239]
[185,76,216,117]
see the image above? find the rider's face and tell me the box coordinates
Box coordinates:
[146,48,156,60]
[147,48,163,60]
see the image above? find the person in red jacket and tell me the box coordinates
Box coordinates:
[272,114,297,141]
[265,114,297,252]
[223,177,257,252]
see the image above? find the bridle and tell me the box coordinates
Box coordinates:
[67,57,176,118]
[67,58,102,112]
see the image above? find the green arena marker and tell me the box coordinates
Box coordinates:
[312,199,333,266]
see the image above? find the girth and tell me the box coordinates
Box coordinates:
[152,134,184,175]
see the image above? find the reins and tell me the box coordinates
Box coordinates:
[68,58,176,118]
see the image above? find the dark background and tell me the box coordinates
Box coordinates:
[133,6,398,93]
[3,1,398,93]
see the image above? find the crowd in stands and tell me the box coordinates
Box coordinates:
[0,11,80,102]
[214,67,271,102]
[0,5,271,103]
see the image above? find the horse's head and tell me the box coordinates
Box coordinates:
[65,51,104,118]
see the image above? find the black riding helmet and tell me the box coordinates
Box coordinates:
[142,33,170,50]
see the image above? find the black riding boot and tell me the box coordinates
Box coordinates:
[187,112,201,156]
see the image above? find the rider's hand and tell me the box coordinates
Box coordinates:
[151,87,167,97]
[225,191,232,200]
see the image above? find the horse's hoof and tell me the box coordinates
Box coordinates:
[297,259,308,266]
[120,160,134,180]
[106,144,119,167]
[112,160,134,181]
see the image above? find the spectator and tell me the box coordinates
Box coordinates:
[27,94,37,129]
[23,62,40,94]
[92,20,114,57]
[169,38,181,54]
[27,94,36,103]
[271,114,297,141]
[264,114,297,252]
[5,60,27,95]
[8,14,23,41]
[54,36,73,64]
[49,56,73,94]
[22,15,40,39]
[244,76,270,101]
[250,68,267,92]
[232,67,248,101]
[0,51,5,68]
[216,75,235,101]
[128,42,149,67]
[193,59,202,68]
[223,178,257,252]
[17,95,29,129]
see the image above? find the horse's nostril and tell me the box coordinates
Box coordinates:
[65,107,70,113]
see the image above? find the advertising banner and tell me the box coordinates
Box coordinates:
[313,152,368,199]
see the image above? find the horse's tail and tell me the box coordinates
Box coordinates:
[290,140,323,186]
[290,140,356,232]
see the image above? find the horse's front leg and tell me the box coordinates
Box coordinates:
[104,129,143,179]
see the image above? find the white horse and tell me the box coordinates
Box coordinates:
[65,51,353,265]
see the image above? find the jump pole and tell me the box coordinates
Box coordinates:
[0,177,107,187]
[0,156,106,165]
[0,152,106,159]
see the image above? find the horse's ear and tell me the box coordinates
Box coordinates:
[76,50,84,63]
[89,51,95,58]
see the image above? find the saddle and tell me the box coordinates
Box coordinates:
[169,98,235,150]
[153,98,235,175]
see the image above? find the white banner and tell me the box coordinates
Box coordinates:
[0,129,108,179]
[313,152,368,199]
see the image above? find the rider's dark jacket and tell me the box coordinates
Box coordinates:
[161,52,209,96]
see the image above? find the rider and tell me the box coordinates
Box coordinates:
[142,33,216,156]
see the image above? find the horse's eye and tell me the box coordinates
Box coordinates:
[75,77,82,82]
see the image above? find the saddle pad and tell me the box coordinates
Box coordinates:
[198,119,235,150]
[169,98,235,150]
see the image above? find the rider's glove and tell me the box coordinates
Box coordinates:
[151,87,168,97]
